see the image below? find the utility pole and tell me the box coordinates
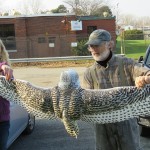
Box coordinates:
[120,29,125,54]
[75,0,79,15]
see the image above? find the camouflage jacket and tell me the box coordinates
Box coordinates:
[83,54,150,89]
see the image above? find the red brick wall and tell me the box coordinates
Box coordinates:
[0,16,116,58]
[0,18,28,58]
[0,18,15,24]
[26,16,75,36]
[24,15,77,58]
[77,19,116,41]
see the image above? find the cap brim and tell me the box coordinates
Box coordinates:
[85,39,102,45]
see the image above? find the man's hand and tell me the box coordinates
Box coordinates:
[1,65,13,80]
[135,76,150,88]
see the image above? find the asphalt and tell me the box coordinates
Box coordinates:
[7,119,150,150]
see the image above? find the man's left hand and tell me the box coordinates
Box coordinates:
[135,76,150,88]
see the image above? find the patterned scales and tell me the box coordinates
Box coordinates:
[0,69,150,138]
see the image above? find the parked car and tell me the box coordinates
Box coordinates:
[7,102,35,149]
[138,45,150,136]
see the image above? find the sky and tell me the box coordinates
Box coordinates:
[0,0,150,17]
[114,0,150,17]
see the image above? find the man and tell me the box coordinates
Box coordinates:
[83,29,150,150]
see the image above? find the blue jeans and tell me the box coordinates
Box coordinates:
[0,121,10,150]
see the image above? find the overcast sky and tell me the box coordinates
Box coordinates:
[0,0,149,17]
[115,0,150,17]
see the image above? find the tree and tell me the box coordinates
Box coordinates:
[63,0,109,16]
[14,11,22,16]
[40,10,51,14]
[121,14,136,25]
[51,5,68,13]
[91,5,112,17]
[3,12,9,16]
[71,39,90,56]
[30,0,41,14]
[21,0,42,14]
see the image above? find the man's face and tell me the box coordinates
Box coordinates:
[88,42,110,61]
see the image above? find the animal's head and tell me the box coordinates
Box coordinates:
[58,69,80,89]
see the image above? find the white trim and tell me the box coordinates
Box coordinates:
[7,50,17,52]
[0,13,75,19]
[10,54,125,63]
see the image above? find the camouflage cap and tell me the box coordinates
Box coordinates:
[85,29,111,45]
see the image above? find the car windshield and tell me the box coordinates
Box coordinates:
[144,45,150,68]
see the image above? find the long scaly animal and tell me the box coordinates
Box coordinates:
[0,69,150,138]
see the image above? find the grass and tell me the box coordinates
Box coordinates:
[115,37,150,60]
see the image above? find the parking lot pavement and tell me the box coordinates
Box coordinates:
[8,118,150,150]
[8,119,95,150]
[13,66,87,88]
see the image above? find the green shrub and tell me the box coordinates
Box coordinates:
[123,30,144,40]
[71,39,90,56]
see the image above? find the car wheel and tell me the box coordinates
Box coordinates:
[139,126,150,137]
[23,113,35,135]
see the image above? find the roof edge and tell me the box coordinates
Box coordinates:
[0,13,76,19]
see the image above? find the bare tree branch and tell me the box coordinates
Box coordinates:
[63,0,107,15]
[21,0,42,15]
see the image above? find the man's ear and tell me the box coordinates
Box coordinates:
[109,40,114,50]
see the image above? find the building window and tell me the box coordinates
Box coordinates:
[48,37,56,43]
[38,37,46,43]
[48,37,56,48]
[87,26,97,35]
[0,24,16,50]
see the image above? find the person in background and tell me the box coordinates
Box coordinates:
[0,39,13,150]
[83,29,150,150]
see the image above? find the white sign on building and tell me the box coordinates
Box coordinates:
[71,42,77,47]
[49,43,55,47]
[71,21,82,31]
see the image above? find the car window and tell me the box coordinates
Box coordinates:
[144,45,150,68]
[145,53,150,67]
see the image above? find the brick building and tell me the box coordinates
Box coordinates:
[76,16,116,40]
[0,13,116,58]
